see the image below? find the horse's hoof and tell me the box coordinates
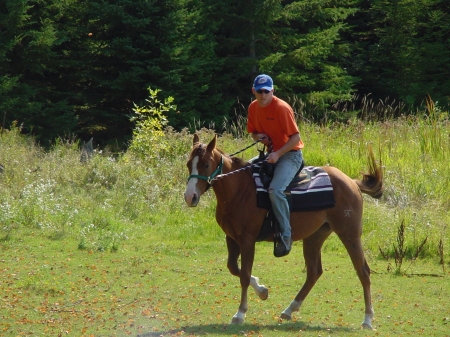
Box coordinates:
[231,317,244,324]
[258,287,269,300]
[361,323,373,330]
[279,312,292,321]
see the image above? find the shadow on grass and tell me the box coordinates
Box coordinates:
[137,321,361,336]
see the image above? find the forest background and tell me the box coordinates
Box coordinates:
[1,0,449,148]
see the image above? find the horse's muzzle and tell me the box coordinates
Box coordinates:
[184,191,199,207]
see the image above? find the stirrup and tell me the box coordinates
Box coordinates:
[274,235,291,257]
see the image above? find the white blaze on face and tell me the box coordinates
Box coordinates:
[184,156,201,206]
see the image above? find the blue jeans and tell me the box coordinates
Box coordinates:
[268,150,303,240]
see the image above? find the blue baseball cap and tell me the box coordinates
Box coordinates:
[253,74,273,91]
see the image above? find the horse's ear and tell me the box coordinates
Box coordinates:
[206,134,217,153]
[193,133,200,145]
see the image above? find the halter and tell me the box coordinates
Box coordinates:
[187,155,224,184]
[187,138,270,185]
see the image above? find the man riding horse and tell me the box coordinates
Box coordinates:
[247,74,304,257]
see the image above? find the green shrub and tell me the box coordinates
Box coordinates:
[128,88,176,161]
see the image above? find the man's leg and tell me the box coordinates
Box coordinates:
[268,151,303,256]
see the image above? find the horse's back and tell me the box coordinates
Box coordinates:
[290,165,363,240]
[322,166,362,198]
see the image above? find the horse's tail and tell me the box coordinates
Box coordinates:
[354,146,384,199]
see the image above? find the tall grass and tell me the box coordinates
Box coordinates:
[1,110,450,264]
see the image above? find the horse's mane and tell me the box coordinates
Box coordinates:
[231,156,249,168]
[193,142,251,169]
[214,147,249,168]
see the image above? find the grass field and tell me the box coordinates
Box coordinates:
[1,229,449,336]
[1,116,450,336]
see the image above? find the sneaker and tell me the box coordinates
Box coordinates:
[274,236,292,257]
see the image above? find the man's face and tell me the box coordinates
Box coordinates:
[252,88,273,107]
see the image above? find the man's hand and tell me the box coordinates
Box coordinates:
[266,151,280,164]
[254,133,270,146]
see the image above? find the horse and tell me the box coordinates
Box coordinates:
[184,134,384,329]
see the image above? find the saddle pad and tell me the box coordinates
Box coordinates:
[253,166,336,212]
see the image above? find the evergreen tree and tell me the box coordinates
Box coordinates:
[351,0,450,108]
[54,0,225,139]
[256,0,360,107]
[0,0,78,142]
[151,0,224,129]
[413,0,450,108]
[2,0,448,144]
[205,0,360,120]
[59,0,160,144]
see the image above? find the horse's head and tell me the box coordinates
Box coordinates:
[184,134,222,207]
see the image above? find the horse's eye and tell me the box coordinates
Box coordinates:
[204,164,209,169]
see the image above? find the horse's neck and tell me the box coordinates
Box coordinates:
[212,158,252,204]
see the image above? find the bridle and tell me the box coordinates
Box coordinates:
[187,155,224,184]
[187,138,269,187]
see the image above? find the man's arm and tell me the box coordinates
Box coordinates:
[251,132,270,146]
[266,133,300,163]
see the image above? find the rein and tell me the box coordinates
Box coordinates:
[212,164,253,182]
[228,139,263,157]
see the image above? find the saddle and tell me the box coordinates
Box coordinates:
[258,159,307,190]
[251,153,336,244]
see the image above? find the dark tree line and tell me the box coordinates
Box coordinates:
[1,0,449,147]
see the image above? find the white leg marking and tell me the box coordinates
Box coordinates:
[280,299,303,320]
[250,276,269,300]
[231,310,245,324]
[362,313,374,329]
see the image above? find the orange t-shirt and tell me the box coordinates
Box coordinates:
[247,96,304,152]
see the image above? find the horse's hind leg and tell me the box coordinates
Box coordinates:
[226,236,268,324]
[337,232,374,329]
[281,223,332,320]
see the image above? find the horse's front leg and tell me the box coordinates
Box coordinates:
[226,236,261,324]
[250,275,268,300]
[226,236,268,302]
[233,241,256,324]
